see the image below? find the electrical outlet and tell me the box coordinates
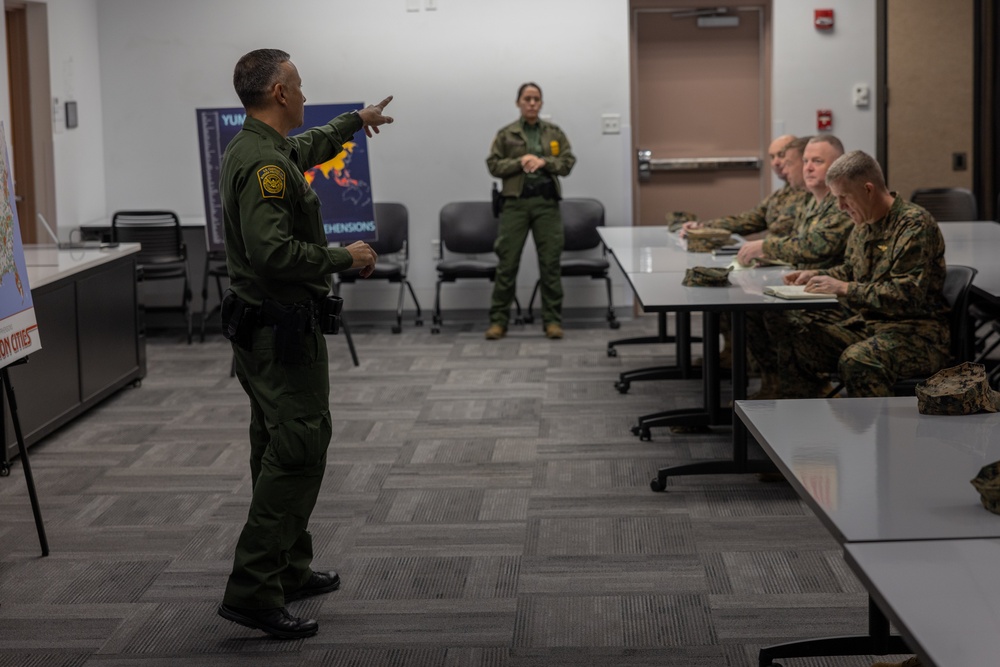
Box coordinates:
[601,114,621,135]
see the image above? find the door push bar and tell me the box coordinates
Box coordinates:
[637,150,761,182]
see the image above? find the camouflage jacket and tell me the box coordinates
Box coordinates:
[762,192,853,269]
[706,184,809,238]
[487,118,576,198]
[821,195,949,335]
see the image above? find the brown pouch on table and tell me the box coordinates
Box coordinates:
[915,362,1000,416]
[682,266,732,287]
[686,227,732,253]
[971,461,1000,515]
[667,211,698,232]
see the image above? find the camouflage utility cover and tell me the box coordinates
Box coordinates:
[971,461,1000,515]
[682,266,732,287]
[916,362,1000,415]
[686,228,732,253]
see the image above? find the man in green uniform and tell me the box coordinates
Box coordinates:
[486,83,576,340]
[764,150,950,397]
[216,48,393,639]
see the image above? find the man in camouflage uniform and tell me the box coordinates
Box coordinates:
[680,135,810,366]
[737,135,852,269]
[763,150,950,398]
[742,135,854,398]
[681,134,810,240]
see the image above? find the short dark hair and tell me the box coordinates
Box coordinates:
[784,136,811,157]
[826,150,888,191]
[808,133,845,156]
[233,49,290,110]
[517,82,542,101]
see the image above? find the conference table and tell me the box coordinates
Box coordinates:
[600,221,1000,488]
[736,396,1000,666]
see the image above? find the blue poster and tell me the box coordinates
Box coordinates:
[0,123,40,369]
[197,104,377,252]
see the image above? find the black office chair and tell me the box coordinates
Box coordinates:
[523,198,619,330]
[334,203,423,334]
[910,188,978,221]
[200,250,228,342]
[432,201,520,334]
[824,265,978,397]
[112,210,193,344]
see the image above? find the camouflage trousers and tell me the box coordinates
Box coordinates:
[748,307,950,397]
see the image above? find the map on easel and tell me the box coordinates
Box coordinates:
[0,122,40,369]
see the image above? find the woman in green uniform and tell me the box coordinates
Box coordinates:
[485,82,576,339]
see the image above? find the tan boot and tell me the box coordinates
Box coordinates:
[484,324,506,340]
[544,323,564,339]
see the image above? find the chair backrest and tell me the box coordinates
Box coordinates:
[910,188,978,221]
[438,202,499,255]
[112,210,185,263]
[560,198,606,252]
[371,202,408,256]
[942,264,978,362]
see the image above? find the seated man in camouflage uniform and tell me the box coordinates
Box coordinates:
[680,134,811,367]
[763,150,950,398]
[681,134,810,240]
[741,135,855,398]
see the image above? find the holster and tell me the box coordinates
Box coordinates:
[220,289,256,351]
[261,299,315,365]
[319,295,344,335]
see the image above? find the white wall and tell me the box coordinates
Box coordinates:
[0,0,878,311]
[771,0,878,188]
[48,0,107,233]
[93,0,633,311]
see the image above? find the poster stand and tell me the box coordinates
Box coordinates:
[0,357,49,556]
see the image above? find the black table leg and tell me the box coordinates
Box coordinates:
[757,596,909,666]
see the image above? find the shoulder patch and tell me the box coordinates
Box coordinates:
[257,165,286,199]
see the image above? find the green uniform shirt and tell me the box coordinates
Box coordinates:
[822,194,949,329]
[487,118,576,197]
[221,114,362,306]
[762,191,853,269]
[705,184,810,239]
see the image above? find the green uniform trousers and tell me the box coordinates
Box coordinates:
[489,196,564,327]
[224,325,332,609]
[752,308,950,397]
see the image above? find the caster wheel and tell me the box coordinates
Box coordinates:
[132,379,143,388]
[415,319,424,327]
[607,348,618,357]
[615,381,630,394]
[0,465,10,477]
[630,425,641,436]
[431,327,440,334]
[391,326,402,334]
[609,320,621,330]
[650,477,666,492]
[523,314,534,324]
[639,429,652,441]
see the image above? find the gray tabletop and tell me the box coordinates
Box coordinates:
[626,267,836,312]
[846,539,1000,667]
[736,396,1000,543]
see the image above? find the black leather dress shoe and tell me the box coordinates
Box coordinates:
[217,604,318,639]
[285,570,341,603]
